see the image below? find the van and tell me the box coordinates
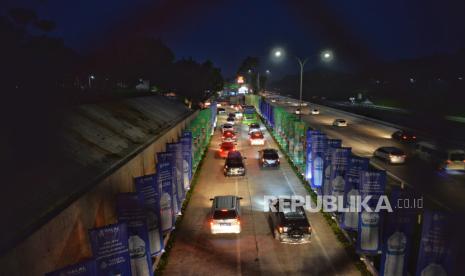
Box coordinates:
[209,196,242,234]
[415,142,465,171]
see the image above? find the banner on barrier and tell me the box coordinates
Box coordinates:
[134,174,164,256]
[89,223,132,276]
[310,132,327,191]
[329,147,351,198]
[167,142,185,204]
[181,131,193,191]
[323,139,342,196]
[357,170,386,254]
[341,155,370,230]
[157,152,176,232]
[415,210,455,276]
[379,188,416,276]
[116,193,154,276]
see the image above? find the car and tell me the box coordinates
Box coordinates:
[249,131,265,145]
[234,111,243,119]
[248,123,261,134]
[218,141,236,158]
[415,142,465,171]
[226,117,235,125]
[332,119,348,127]
[209,196,242,234]
[221,123,234,133]
[259,148,280,167]
[373,146,406,164]
[269,198,311,243]
[217,108,226,114]
[295,108,301,115]
[311,109,320,115]
[224,151,246,176]
[391,130,417,143]
[228,112,236,119]
[222,130,237,142]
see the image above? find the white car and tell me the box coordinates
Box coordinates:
[235,111,243,119]
[311,109,320,115]
[374,147,406,164]
[221,123,234,133]
[209,196,242,234]
[295,108,301,115]
[332,119,348,127]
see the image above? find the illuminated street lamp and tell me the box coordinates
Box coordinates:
[88,74,95,89]
[273,48,334,119]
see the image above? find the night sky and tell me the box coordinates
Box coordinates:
[2,0,465,78]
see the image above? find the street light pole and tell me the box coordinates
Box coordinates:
[257,71,260,94]
[297,57,308,120]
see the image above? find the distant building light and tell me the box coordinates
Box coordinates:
[458,76,463,80]
[409,78,415,83]
[237,76,245,84]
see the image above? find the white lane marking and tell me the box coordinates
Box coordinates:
[280,168,339,276]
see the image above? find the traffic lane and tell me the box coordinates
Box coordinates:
[164,112,360,275]
[293,104,465,211]
[234,114,360,275]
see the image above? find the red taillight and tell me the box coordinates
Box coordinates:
[413,136,416,139]
[210,220,214,227]
[221,209,228,212]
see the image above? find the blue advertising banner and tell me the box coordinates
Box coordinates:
[46,259,97,276]
[415,210,455,276]
[89,223,132,276]
[181,131,193,191]
[167,142,185,205]
[329,147,351,198]
[134,174,164,256]
[116,193,154,276]
[379,188,416,276]
[341,155,370,230]
[157,152,176,232]
[305,130,320,180]
[357,170,386,254]
[323,139,342,196]
[310,132,327,191]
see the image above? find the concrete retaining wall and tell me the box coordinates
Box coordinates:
[0,110,198,276]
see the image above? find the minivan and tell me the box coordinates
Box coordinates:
[209,196,242,234]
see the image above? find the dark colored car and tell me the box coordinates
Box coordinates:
[269,199,311,243]
[226,117,235,125]
[391,130,417,143]
[224,151,246,176]
[248,123,260,134]
[228,112,236,118]
[222,130,237,142]
[259,149,280,167]
[217,108,226,114]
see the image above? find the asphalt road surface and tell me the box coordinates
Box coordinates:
[163,109,360,276]
[274,98,465,212]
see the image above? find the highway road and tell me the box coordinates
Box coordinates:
[273,97,465,212]
[163,109,360,276]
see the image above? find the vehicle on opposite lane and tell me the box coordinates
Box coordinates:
[373,146,407,164]
[391,130,417,143]
[311,108,320,115]
[224,151,246,176]
[209,195,242,234]
[259,148,280,168]
[269,199,312,244]
[332,118,348,127]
